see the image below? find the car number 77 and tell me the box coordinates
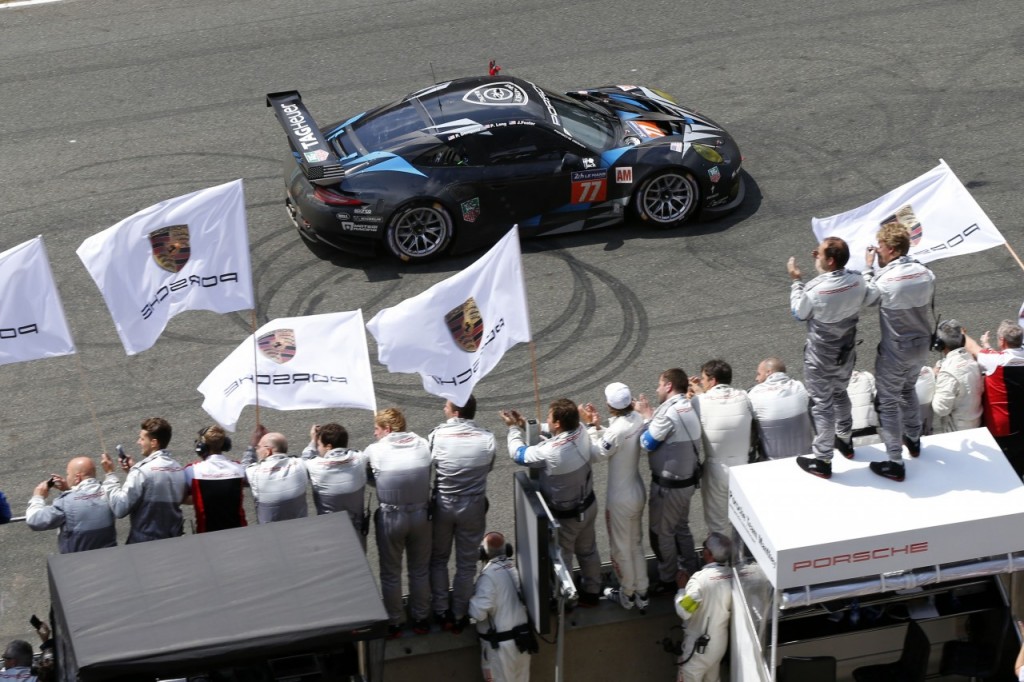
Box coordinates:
[572,179,607,204]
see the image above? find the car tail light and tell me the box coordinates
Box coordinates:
[312,186,363,207]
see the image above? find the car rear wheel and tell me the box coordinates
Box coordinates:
[632,170,700,228]
[384,202,454,262]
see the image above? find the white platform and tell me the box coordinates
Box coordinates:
[728,428,1024,590]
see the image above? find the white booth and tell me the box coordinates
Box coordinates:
[728,428,1024,681]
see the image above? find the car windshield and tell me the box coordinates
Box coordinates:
[349,102,425,150]
[546,91,618,151]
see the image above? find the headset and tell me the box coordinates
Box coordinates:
[479,532,514,562]
[195,426,232,458]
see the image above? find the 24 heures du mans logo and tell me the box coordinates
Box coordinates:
[140,224,240,320]
[258,329,296,364]
[445,297,484,352]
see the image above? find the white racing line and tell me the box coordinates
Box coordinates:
[0,0,64,8]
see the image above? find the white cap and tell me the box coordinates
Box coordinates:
[604,382,632,410]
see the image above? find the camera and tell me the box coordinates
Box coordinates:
[116,444,129,467]
[46,476,56,490]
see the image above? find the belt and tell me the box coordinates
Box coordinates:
[652,473,699,489]
[378,501,429,513]
[550,491,596,519]
[479,623,530,644]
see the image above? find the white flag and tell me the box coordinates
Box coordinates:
[812,160,1005,272]
[198,310,376,432]
[366,227,531,405]
[0,237,75,366]
[76,180,255,355]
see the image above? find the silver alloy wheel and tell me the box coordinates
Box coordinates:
[386,203,453,261]
[637,171,699,226]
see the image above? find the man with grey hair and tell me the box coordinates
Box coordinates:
[242,425,310,523]
[930,320,983,434]
[674,533,733,682]
[788,236,867,479]
[967,320,1024,475]
[748,358,813,460]
[1,639,36,681]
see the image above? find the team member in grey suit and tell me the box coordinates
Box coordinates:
[501,398,603,606]
[101,417,185,543]
[427,395,496,632]
[301,422,368,548]
[788,237,868,479]
[242,425,309,523]
[635,369,702,594]
[748,358,813,460]
[863,222,936,481]
[26,456,116,553]
[366,407,433,636]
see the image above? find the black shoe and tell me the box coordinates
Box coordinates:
[451,616,470,634]
[577,591,601,608]
[902,435,921,458]
[834,436,855,459]
[412,618,431,635]
[434,610,454,631]
[387,624,403,640]
[649,580,678,596]
[796,456,832,479]
[870,460,906,482]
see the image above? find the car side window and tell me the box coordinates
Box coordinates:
[414,143,472,168]
[472,125,568,165]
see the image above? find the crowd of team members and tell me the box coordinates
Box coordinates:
[8,222,1024,682]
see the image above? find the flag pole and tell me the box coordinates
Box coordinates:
[1004,242,1024,275]
[74,353,107,454]
[510,226,541,421]
[529,340,542,422]
[250,309,261,426]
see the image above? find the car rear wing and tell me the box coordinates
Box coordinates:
[266,91,345,185]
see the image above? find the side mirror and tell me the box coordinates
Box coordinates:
[560,152,583,171]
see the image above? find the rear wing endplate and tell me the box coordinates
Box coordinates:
[266,91,345,185]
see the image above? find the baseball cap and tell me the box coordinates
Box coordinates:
[605,382,632,410]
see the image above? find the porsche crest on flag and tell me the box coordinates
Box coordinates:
[812,160,1005,272]
[366,227,531,405]
[445,298,484,352]
[0,237,76,367]
[198,311,376,432]
[76,180,255,355]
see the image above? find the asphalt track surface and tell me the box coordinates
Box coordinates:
[1,0,1022,646]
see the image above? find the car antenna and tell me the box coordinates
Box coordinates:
[429,62,443,114]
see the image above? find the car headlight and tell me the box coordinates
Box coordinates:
[692,143,724,164]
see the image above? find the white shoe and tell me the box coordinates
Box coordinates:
[602,587,635,610]
[634,591,649,613]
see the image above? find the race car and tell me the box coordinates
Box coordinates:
[267,76,744,262]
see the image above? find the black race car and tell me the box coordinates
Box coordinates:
[267,76,744,262]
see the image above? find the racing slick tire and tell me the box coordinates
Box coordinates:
[631,169,700,229]
[384,201,454,263]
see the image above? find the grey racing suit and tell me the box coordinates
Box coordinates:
[26,478,116,553]
[243,450,309,523]
[639,393,702,579]
[366,431,433,626]
[932,347,984,433]
[747,372,813,459]
[469,556,530,682]
[674,562,733,682]
[590,410,648,598]
[428,417,496,620]
[864,256,936,460]
[790,268,867,460]
[508,424,602,597]
[693,386,753,536]
[302,443,367,547]
[103,449,185,543]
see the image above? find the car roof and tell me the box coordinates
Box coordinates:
[404,75,556,128]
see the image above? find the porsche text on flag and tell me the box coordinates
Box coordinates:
[76,180,255,355]
[811,160,1005,272]
[0,237,76,366]
[198,310,376,432]
[366,227,531,405]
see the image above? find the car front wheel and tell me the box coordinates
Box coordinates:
[384,202,454,262]
[632,170,700,228]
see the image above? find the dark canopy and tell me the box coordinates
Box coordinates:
[49,513,386,681]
